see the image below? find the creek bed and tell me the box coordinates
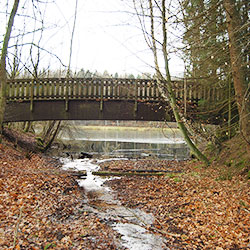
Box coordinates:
[61,158,169,250]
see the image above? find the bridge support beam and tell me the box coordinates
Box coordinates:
[4,100,171,122]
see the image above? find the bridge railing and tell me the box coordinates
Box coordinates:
[6,78,160,102]
[6,77,225,103]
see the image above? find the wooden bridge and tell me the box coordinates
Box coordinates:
[4,77,224,123]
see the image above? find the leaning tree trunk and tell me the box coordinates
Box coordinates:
[0,0,20,137]
[42,121,61,152]
[149,0,209,165]
[223,0,250,148]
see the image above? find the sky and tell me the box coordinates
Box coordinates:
[2,0,184,78]
[53,0,154,75]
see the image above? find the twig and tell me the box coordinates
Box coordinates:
[13,206,24,248]
[127,207,180,237]
[153,217,180,237]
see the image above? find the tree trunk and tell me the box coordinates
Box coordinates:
[42,121,61,152]
[149,0,209,165]
[0,0,20,137]
[223,0,250,147]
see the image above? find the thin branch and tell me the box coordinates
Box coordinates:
[67,0,78,76]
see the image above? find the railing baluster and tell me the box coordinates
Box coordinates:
[76,79,80,98]
[150,80,154,100]
[81,79,84,97]
[70,79,74,99]
[46,79,50,98]
[11,81,15,100]
[86,79,89,98]
[143,81,146,100]
[21,81,25,100]
[107,80,111,99]
[25,81,29,100]
[40,79,44,99]
[10,81,14,100]
[100,79,103,111]
[50,79,53,99]
[55,79,59,99]
[84,79,87,97]
[92,79,95,98]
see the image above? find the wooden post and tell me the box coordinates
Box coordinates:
[134,80,138,112]
[30,79,34,112]
[65,78,69,111]
[100,79,103,111]
[184,78,187,117]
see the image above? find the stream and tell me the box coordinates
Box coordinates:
[61,157,170,250]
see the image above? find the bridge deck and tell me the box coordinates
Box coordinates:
[4,78,225,122]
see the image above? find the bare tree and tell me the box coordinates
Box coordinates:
[0,0,20,136]
[134,0,209,164]
[42,0,79,151]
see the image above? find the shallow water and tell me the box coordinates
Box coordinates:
[57,126,189,160]
[61,158,169,250]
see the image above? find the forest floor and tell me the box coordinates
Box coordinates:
[0,131,249,249]
[100,158,249,249]
[0,139,124,250]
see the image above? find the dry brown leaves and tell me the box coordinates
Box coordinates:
[0,142,122,250]
[102,159,250,250]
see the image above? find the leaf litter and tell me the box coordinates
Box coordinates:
[100,159,250,249]
[0,138,249,250]
[0,141,124,250]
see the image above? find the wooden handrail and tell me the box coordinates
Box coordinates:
[6,77,224,103]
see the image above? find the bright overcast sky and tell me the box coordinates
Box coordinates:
[2,0,184,77]
[53,0,154,76]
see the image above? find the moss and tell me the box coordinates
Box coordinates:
[189,172,200,178]
[234,160,245,170]
[173,177,181,183]
[44,243,56,250]
[216,171,233,181]
[165,173,176,178]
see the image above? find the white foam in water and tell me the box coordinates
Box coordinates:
[62,158,109,191]
[61,157,168,249]
[114,223,168,250]
[65,137,185,144]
